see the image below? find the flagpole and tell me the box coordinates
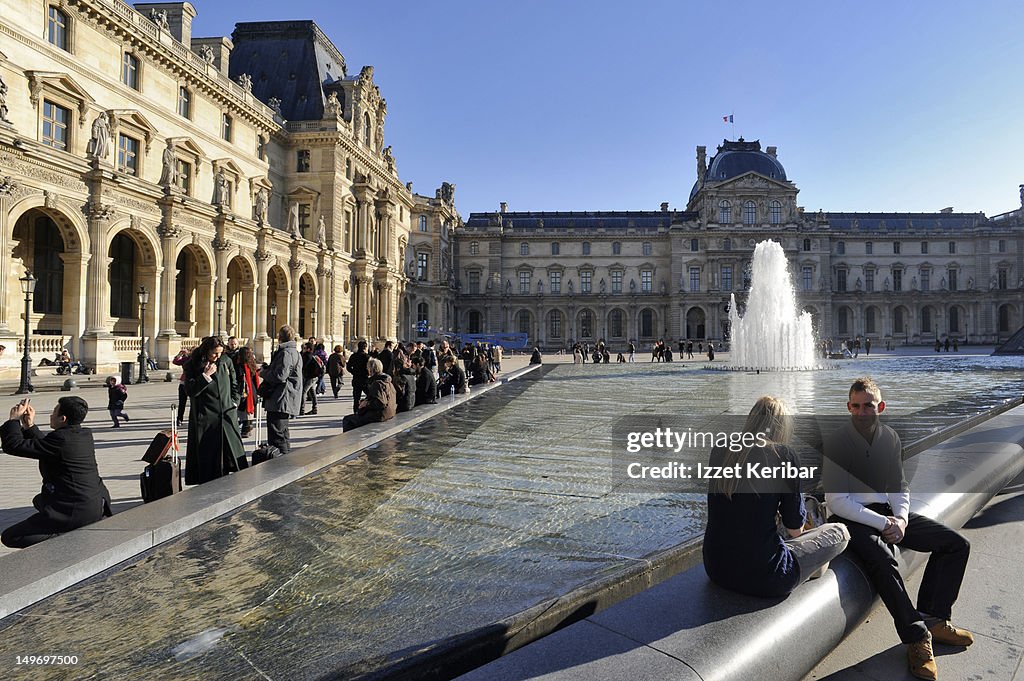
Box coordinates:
[731,111,735,140]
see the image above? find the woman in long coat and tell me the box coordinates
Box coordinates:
[184,336,246,485]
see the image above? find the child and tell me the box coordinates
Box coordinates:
[106,376,129,427]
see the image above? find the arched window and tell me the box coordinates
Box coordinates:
[363,112,372,147]
[609,309,624,338]
[743,201,757,225]
[612,241,621,255]
[417,302,429,337]
[999,305,1011,333]
[893,307,905,334]
[520,242,529,256]
[580,310,593,338]
[468,310,482,334]
[948,307,960,333]
[718,200,731,223]
[517,309,530,335]
[33,216,64,314]
[582,242,591,255]
[639,309,654,338]
[838,308,849,335]
[109,233,136,318]
[865,307,877,334]
[921,306,933,334]
[769,200,782,224]
[548,310,562,338]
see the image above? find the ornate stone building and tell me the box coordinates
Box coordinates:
[457,139,1023,349]
[0,1,459,376]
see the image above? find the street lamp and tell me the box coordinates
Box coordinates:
[16,272,36,395]
[342,312,349,344]
[366,314,371,340]
[136,286,150,384]
[215,295,225,337]
[310,309,317,339]
[269,300,278,352]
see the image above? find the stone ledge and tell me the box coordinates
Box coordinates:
[455,407,1024,681]
[0,365,541,620]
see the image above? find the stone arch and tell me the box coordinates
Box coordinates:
[576,307,597,340]
[946,304,966,336]
[172,242,216,337]
[892,305,911,338]
[7,195,89,255]
[107,218,159,267]
[513,307,534,340]
[685,306,706,339]
[638,307,657,340]
[298,271,318,338]
[466,307,484,334]
[266,264,290,336]
[998,304,1016,335]
[864,304,882,335]
[607,307,627,339]
[836,305,854,337]
[226,254,256,342]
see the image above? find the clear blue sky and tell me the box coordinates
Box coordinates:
[190,1,1024,217]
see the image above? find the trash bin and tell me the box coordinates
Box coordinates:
[121,361,136,385]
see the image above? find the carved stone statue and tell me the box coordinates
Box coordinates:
[600,278,606,293]
[884,277,891,292]
[630,279,637,292]
[324,91,339,116]
[382,145,395,172]
[87,112,110,162]
[855,277,862,291]
[237,73,253,93]
[0,75,9,124]
[1019,184,1024,208]
[505,279,511,295]
[440,182,455,204]
[967,277,974,290]
[567,280,574,294]
[253,187,268,222]
[376,119,384,152]
[150,9,169,30]
[268,97,283,121]
[288,204,300,238]
[159,140,177,186]
[911,276,918,290]
[212,168,228,206]
[199,45,215,64]
[537,280,544,294]
[940,277,947,290]
[990,275,998,290]
[316,215,326,247]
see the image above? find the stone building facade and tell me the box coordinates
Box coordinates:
[457,139,1023,350]
[0,1,459,376]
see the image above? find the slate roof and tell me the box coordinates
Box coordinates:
[689,139,789,202]
[824,212,988,231]
[463,211,696,231]
[229,21,348,122]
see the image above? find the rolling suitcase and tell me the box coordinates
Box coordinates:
[251,399,280,465]
[141,404,182,502]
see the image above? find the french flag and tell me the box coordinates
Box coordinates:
[722,114,733,123]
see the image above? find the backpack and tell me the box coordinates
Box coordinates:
[304,354,324,379]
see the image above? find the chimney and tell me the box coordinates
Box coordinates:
[134,3,197,45]
[766,146,778,158]
[191,36,233,75]
[696,145,707,180]
[500,202,508,213]
[660,202,669,212]
[939,207,954,213]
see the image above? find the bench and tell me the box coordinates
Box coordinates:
[457,407,1024,681]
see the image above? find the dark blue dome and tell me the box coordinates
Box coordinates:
[689,139,787,202]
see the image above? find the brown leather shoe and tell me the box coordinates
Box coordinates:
[908,635,938,681]
[929,620,974,647]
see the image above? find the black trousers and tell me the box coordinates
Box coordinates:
[2,513,63,548]
[835,505,970,643]
[177,383,188,422]
[330,373,343,397]
[352,383,366,413]
[266,411,291,456]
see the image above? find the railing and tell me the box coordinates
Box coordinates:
[16,336,69,354]
[113,337,146,353]
[179,337,203,352]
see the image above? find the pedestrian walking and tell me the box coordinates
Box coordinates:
[105,376,129,428]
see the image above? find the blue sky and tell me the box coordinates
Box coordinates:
[190,1,1024,217]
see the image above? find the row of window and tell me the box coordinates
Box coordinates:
[495,242,655,257]
[832,266,1009,293]
[833,240,1007,255]
[718,200,784,225]
[465,308,661,339]
[833,305,1006,336]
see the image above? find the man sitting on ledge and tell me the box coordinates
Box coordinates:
[342,358,396,432]
[1,396,112,548]
[824,377,973,681]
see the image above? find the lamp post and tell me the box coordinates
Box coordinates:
[215,295,225,338]
[342,312,349,344]
[310,309,317,339]
[269,300,278,352]
[136,286,150,384]
[366,314,371,340]
[16,272,36,395]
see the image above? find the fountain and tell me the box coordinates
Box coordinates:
[728,239,820,370]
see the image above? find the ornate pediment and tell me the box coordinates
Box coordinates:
[109,110,158,151]
[26,71,95,121]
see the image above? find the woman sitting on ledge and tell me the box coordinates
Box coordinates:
[703,396,850,598]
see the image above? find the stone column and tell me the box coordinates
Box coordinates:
[213,237,231,312]
[317,261,329,337]
[0,186,17,335]
[289,259,302,330]
[252,251,272,362]
[81,210,115,370]
[155,226,181,363]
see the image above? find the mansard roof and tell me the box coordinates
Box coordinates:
[230,21,348,122]
[825,212,988,232]
[463,210,698,231]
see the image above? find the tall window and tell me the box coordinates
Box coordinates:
[582,242,591,255]
[866,307,876,334]
[949,307,960,333]
[642,242,652,256]
[642,269,653,293]
[838,308,849,335]
[581,271,592,294]
[836,241,845,255]
[469,241,479,255]
[550,271,561,294]
[743,201,757,225]
[42,101,70,150]
[468,310,482,334]
[417,302,429,337]
[176,160,192,194]
[998,239,1007,253]
[363,112,372,147]
[222,114,233,141]
[612,241,621,255]
[688,267,700,292]
[865,241,873,255]
[769,200,782,224]
[722,265,733,292]
[609,309,624,337]
[611,270,622,294]
[948,241,956,254]
[999,305,1010,333]
[519,271,530,294]
[296,149,310,172]
[468,271,480,295]
[894,307,905,334]
[865,268,875,292]
[549,310,561,338]
[921,269,930,291]
[33,216,64,314]
[177,87,191,118]
[921,241,928,254]
[801,266,812,292]
[837,269,847,292]
[520,242,529,256]
[344,211,353,251]
[109,234,135,318]
[580,310,593,337]
[724,238,732,251]
[639,309,653,337]
[174,251,189,322]
[690,238,699,252]
[719,200,731,223]
[47,6,69,51]
[999,268,1008,289]
[417,252,429,280]
[921,307,933,334]
[122,53,140,90]
[551,242,560,255]
[298,203,310,238]
[803,238,811,252]
[893,241,901,254]
[518,310,530,335]
[419,216,428,232]
[947,269,957,291]
[117,134,139,175]
[893,268,902,292]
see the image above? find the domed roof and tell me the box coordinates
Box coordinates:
[689,139,787,202]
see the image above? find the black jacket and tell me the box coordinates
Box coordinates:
[346,350,370,387]
[378,348,394,375]
[439,364,468,395]
[0,421,111,530]
[395,371,417,413]
[415,369,437,406]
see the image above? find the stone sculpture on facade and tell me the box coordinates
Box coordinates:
[237,73,253,92]
[288,203,300,239]
[87,112,110,162]
[159,140,177,186]
[199,45,215,64]
[439,182,456,205]
[253,187,268,222]
[324,91,339,116]
[382,145,395,172]
[316,215,326,247]
[213,168,228,206]
[268,97,284,122]
[0,75,10,124]
[150,9,169,30]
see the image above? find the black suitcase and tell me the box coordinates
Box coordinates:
[251,400,281,465]
[141,404,182,502]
